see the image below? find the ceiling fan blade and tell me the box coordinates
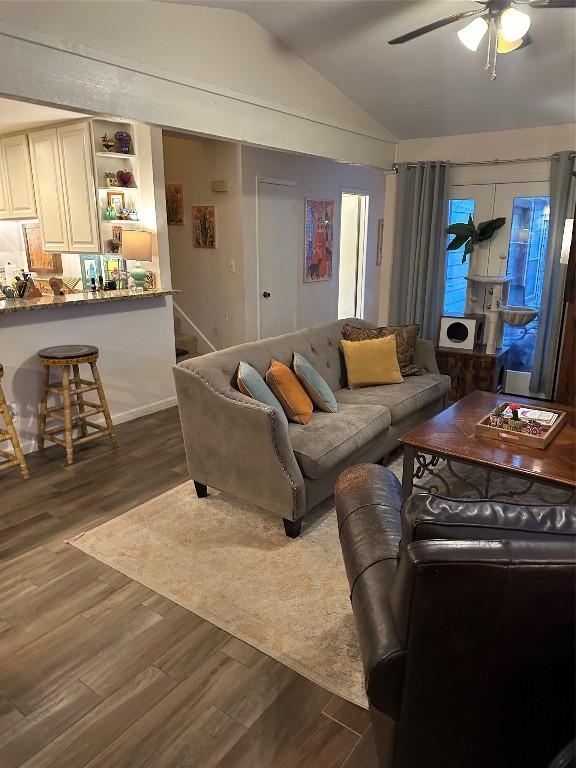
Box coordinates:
[388,8,483,44]
[528,0,576,6]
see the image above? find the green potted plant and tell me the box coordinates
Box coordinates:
[446,215,506,263]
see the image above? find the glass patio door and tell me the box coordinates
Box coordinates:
[443,185,495,316]
[445,180,550,397]
[489,182,550,395]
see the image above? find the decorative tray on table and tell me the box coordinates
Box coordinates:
[475,402,566,450]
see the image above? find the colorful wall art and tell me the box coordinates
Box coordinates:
[165,184,184,225]
[192,206,216,248]
[304,198,334,282]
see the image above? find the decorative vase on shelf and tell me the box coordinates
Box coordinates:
[104,206,117,221]
[100,134,115,152]
[115,131,132,154]
[116,169,134,187]
[130,261,147,290]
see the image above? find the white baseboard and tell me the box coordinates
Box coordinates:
[112,396,178,426]
[19,396,178,455]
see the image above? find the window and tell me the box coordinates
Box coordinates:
[443,198,475,316]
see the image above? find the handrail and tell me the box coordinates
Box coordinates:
[173,301,218,353]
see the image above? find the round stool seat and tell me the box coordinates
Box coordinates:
[38,345,99,362]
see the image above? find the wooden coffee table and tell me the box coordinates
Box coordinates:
[401,390,576,502]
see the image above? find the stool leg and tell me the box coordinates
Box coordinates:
[37,364,50,451]
[90,361,117,448]
[72,364,88,438]
[0,384,28,480]
[61,365,74,466]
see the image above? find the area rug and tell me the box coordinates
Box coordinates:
[69,456,570,709]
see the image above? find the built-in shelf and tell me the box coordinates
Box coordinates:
[98,186,139,191]
[95,151,136,159]
[101,219,141,224]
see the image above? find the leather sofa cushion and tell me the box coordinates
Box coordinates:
[289,404,391,479]
[402,493,576,544]
[335,373,450,424]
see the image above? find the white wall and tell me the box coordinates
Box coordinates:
[0,1,395,169]
[1,297,176,454]
[0,220,27,271]
[241,146,386,340]
[378,123,576,324]
[163,134,246,352]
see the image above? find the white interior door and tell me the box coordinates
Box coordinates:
[257,179,298,339]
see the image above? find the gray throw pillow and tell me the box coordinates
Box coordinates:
[293,353,337,413]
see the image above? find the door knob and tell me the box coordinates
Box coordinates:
[262,291,271,298]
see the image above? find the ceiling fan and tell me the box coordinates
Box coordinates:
[388,0,576,79]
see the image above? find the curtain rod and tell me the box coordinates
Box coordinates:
[391,151,575,173]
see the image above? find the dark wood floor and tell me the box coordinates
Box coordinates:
[0,407,378,768]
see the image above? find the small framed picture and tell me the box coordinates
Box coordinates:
[107,191,125,215]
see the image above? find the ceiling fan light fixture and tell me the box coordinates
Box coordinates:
[496,29,529,52]
[457,16,489,51]
[500,7,531,42]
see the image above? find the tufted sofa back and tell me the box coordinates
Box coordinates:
[178,318,374,396]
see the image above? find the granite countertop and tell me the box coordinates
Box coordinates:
[0,289,177,314]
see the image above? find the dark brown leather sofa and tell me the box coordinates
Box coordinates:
[335,463,576,768]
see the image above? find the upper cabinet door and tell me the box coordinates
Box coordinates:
[57,123,100,253]
[2,134,36,218]
[0,146,11,219]
[28,128,69,252]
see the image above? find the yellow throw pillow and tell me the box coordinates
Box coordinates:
[265,359,313,424]
[341,336,405,389]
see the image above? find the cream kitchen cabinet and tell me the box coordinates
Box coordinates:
[29,123,100,253]
[0,134,36,219]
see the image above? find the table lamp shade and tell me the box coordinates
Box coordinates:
[122,230,152,263]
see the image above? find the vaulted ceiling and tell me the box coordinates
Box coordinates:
[171,0,576,139]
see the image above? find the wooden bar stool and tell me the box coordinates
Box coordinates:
[0,363,29,479]
[37,345,117,465]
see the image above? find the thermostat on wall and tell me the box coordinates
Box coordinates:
[211,179,229,193]
[438,314,487,351]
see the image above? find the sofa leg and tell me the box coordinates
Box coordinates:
[194,481,208,498]
[283,518,302,538]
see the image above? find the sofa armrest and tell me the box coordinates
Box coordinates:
[173,365,305,520]
[413,339,439,373]
[336,465,406,719]
[401,493,576,545]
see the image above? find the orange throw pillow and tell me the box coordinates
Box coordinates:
[265,359,313,425]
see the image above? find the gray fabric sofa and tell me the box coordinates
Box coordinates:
[173,318,450,537]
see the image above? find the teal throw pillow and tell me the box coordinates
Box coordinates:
[293,353,337,413]
[237,361,288,425]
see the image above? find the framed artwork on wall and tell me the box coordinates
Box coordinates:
[192,205,216,248]
[304,198,334,282]
[22,223,62,274]
[165,184,184,224]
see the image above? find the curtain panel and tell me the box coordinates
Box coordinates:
[530,151,575,398]
[389,161,449,340]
